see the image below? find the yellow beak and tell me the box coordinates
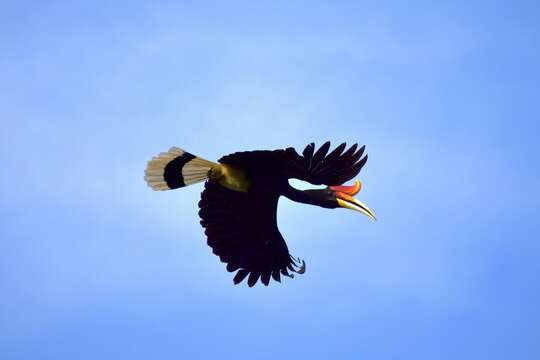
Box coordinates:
[336,194,376,221]
[330,180,376,221]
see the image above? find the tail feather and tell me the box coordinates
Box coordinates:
[144,147,218,191]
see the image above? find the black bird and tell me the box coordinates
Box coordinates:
[144,142,375,287]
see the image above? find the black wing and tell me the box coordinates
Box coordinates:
[198,181,304,287]
[284,141,368,186]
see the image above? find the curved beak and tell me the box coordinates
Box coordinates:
[330,180,376,221]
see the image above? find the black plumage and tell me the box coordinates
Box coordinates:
[196,141,370,287]
[145,141,373,286]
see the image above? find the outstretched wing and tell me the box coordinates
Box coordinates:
[284,141,368,186]
[198,181,304,287]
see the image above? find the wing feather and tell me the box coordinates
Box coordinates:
[199,180,302,287]
[284,142,368,186]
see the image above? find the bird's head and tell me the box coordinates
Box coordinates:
[287,179,376,221]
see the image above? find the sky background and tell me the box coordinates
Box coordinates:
[1,1,539,359]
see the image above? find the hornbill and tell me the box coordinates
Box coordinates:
[144,142,375,287]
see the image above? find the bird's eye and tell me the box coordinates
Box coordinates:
[288,179,326,190]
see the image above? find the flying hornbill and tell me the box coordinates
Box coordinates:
[144,142,375,287]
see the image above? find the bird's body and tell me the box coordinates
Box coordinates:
[201,149,301,287]
[145,142,375,287]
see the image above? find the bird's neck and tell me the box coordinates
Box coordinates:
[282,184,321,206]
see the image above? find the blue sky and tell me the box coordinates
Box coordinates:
[1,1,539,359]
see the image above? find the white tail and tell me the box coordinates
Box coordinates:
[144,147,218,191]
